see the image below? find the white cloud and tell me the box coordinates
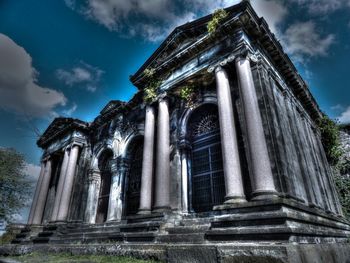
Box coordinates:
[290,0,350,14]
[0,34,67,118]
[251,0,287,36]
[25,163,41,182]
[282,21,335,59]
[65,0,286,41]
[56,62,104,92]
[62,103,78,116]
[331,104,345,112]
[338,106,350,124]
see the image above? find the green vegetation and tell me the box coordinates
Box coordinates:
[0,227,17,245]
[179,85,196,108]
[143,68,161,104]
[207,9,228,35]
[317,116,350,218]
[0,148,31,221]
[334,171,350,219]
[4,252,159,263]
[318,115,343,166]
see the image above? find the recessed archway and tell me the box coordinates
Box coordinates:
[187,104,225,213]
[124,136,144,216]
[95,149,113,224]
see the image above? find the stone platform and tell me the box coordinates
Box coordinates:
[1,243,350,263]
[4,198,350,262]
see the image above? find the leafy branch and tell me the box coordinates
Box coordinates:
[207,9,229,35]
[179,85,196,108]
[143,67,161,104]
[318,115,343,166]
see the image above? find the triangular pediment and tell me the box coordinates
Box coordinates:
[100,100,125,115]
[130,2,247,87]
[37,118,88,147]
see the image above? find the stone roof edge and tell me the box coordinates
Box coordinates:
[37,118,89,148]
[130,1,322,119]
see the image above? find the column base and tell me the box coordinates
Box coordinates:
[224,195,246,204]
[152,206,171,213]
[251,190,279,201]
[137,209,151,215]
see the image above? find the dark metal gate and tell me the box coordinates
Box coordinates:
[189,109,225,212]
[126,140,143,215]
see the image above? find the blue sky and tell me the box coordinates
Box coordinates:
[0,0,349,222]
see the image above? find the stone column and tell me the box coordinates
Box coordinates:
[180,141,190,213]
[84,169,100,224]
[138,105,155,214]
[153,98,171,211]
[107,160,123,221]
[235,56,277,200]
[50,148,70,222]
[28,162,45,225]
[56,144,80,222]
[32,159,52,225]
[119,157,130,217]
[215,66,246,204]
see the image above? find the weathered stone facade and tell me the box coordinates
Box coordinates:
[7,2,350,262]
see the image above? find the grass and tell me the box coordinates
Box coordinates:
[3,252,159,263]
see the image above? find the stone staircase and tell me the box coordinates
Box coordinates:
[26,213,167,244]
[11,227,30,244]
[205,199,350,243]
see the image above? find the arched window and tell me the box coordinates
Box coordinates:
[125,137,144,215]
[188,104,225,212]
[95,150,113,224]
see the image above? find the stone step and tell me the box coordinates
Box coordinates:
[157,233,205,243]
[38,231,54,237]
[60,225,121,234]
[15,233,27,239]
[166,225,210,234]
[32,236,50,244]
[205,224,350,242]
[126,213,165,224]
[43,225,57,231]
[11,239,22,244]
[210,211,288,228]
[20,227,31,233]
[51,231,159,244]
[119,222,162,233]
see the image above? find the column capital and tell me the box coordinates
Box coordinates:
[110,158,119,173]
[207,54,236,73]
[88,169,100,183]
[235,50,259,64]
[70,141,84,148]
[178,137,191,150]
[158,93,169,103]
[117,156,129,170]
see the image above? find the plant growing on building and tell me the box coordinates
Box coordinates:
[144,80,161,104]
[179,85,196,108]
[143,67,161,104]
[318,115,343,166]
[207,9,229,35]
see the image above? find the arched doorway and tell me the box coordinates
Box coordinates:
[95,150,113,224]
[188,104,225,212]
[125,137,144,216]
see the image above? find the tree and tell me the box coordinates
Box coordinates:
[0,148,31,222]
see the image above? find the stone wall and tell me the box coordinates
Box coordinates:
[251,61,342,215]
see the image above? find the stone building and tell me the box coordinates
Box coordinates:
[11,1,350,262]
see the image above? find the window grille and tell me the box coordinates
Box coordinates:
[189,108,225,212]
[126,142,143,215]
